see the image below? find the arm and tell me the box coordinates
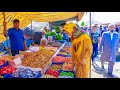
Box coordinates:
[99,33,105,53]
[23,40,28,50]
[98,34,101,44]
[22,31,28,50]
[71,45,76,66]
[116,34,119,52]
[82,38,93,65]
[3,22,8,37]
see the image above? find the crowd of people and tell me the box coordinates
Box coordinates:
[82,23,119,77]
[44,22,120,78]
[2,18,120,78]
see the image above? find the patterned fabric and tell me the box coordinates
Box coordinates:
[72,34,92,78]
[63,22,92,78]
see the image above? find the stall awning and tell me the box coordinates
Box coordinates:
[0,12,85,43]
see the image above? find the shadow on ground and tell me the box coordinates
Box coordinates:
[92,61,119,78]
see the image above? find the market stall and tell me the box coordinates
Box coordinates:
[0,12,85,78]
[0,41,74,78]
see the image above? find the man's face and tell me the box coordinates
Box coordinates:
[92,26,97,31]
[13,22,19,28]
[109,25,115,31]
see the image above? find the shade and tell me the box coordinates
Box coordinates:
[0,12,84,43]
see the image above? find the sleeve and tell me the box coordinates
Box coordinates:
[99,34,101,37]
[90,33,93,40]
[71,45,76,65]
[99,33,105,52]
[116,34,119,52]
[21,31,25,41]
[83,38,93,61]
[7,29,12,37]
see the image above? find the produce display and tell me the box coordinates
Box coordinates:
[57,54,67,57]
[1,56,16,61]
[52,56,65,63]
[12,67,41,78]
[62,47,71,53]
[22,50,54,68]
[19,51,32,58]
[44,46,58,52]
[41,74,57,78]
[58,71,75,78]
[0,41,75,78]
[0,60,8,69]
[64,58,72,63]
[56,34,63,40]
[50,42,63,47]
[22,49,55,68]
[45,69,59,77]
[49,64,63,71]
[0,66,16,74]
[50,32,57,36]
[62,62,73,71]
[0,75,3,78]
[60,49,68,53]
[0,60,6,66]
[58,52,67,55]
[57,47,72,57]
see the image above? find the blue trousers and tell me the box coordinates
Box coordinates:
[92,44,98,61]
[108,61,115,75]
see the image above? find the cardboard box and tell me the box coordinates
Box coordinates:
[1,56,16,61]
[19,51,33,58]
[1,55,22,67]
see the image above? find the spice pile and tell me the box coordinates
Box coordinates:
[22,49,55,68]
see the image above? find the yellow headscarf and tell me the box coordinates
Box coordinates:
[63,22,77,35]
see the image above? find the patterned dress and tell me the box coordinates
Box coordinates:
[71,33,92,78]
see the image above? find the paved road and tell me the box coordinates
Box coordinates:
[91,55,120,78]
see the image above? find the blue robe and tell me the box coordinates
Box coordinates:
[100,31,119,62]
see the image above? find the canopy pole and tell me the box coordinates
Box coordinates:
[3,12,10,55]
[89,12,92,78]
[31,20,34,44]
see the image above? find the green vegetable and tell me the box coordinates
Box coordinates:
[55,27,61,33]
[45,29,50,33]
[60,73,64,76]
[45,33,51,38]
[50,32,57,36]
[56,34,63,40]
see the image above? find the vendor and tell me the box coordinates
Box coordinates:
[62,30,69,42]
[61,22,92,78]
[3,19,28,56]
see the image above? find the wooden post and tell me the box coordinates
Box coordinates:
[3,12,10,55]
[89,12,92,78]
[31,20,34,43]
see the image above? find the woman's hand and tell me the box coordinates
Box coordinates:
[81,58,86,65]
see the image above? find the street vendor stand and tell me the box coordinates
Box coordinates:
[0,12,85,78]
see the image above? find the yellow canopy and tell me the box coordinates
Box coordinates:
[0,12,84,43]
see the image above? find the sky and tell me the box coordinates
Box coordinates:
[79,12,120,24]
[27,12,120,28]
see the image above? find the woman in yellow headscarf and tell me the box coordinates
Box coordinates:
[61,22,92,78]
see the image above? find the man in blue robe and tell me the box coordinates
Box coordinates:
[99,24,119,77]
